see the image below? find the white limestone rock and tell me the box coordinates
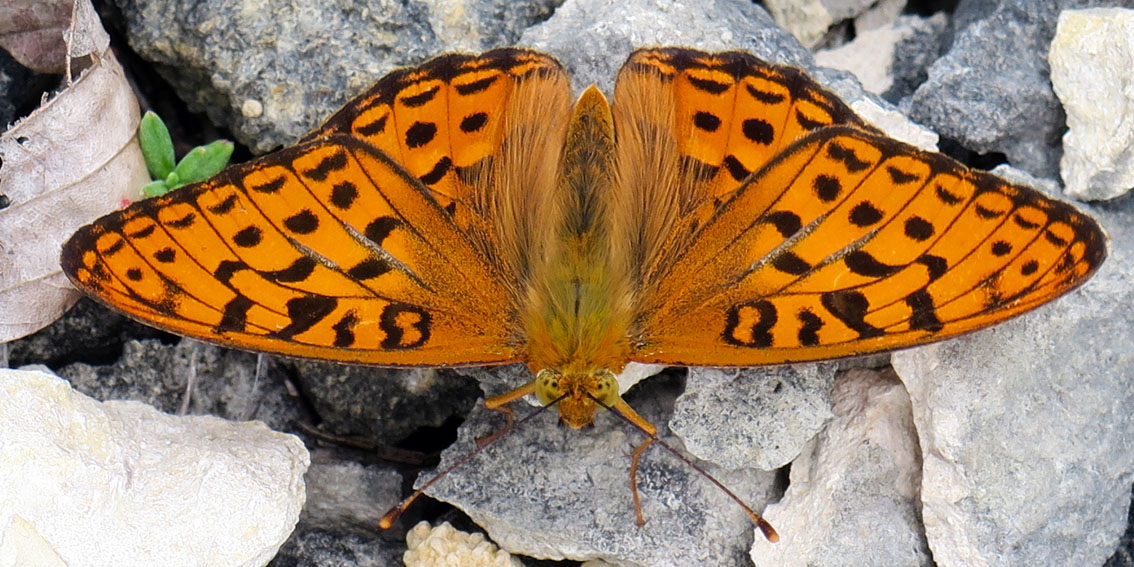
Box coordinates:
[750,368,930,567]
[1049,7,1134,201]
[402,522,523,567]
[891,223,1132,567]
[0,368,309,567]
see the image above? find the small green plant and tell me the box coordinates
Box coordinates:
[138,111,234,198]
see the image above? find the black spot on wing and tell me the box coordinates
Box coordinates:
[722,299,777,348]
[455,75,497,95]
[723,155,750,182]
[284,210,319,234]
[693,111,722,132]
[904,216,934,241]
[765,210,802,238]
[215,260,249,284]
[813,174,842,202]
[332,311,359,348]
[379,303,432,349]
[797,310,823,346]
[304,152,349,182]
[849,201,883,227]
[688,76,731,95]
[991,240,1012,256]
[356,114,387,137]
[233,226,263,248]
[250,177,286,194]
[419,156,451,186]
[167,212,197,229]
[742,118,774,145]
[745,83,784,104]
[405,122,437,148]
[265,257,317,283]
[400,86,439,108]
[347,258,391,280]
[916,254,948,281]
[365,216,401,246]
[206,194,239,215]
[460,112,488,133]
[845,250,901,278]
[827,142,871,172]
[773,252,811,275]
[153,248,177,263]
[906,289,943,332]
[821,290,883,338]
[216,295,254,333]
[274,295,338,340]
[330,181,358,209]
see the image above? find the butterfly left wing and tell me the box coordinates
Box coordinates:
[629,126,1107,366]
[61,135,522,366]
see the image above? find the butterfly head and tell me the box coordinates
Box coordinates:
[534,367,620,429]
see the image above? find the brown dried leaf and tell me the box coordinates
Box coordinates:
[0,0,108,74]
[0,1,147,342]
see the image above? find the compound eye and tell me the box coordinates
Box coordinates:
[593,372,620,406]
[534,369,562,405]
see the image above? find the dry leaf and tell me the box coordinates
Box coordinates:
[0,0,147,342]
[0,0,109,74]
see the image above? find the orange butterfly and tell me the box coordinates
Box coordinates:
[60,47,1107,539]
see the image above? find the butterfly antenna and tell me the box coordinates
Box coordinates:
[593,395,779,542]
[379,393,566,529]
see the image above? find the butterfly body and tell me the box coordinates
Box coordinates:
[62,47,1105,442]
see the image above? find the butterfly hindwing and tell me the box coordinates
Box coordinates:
[630,126,1106,366]
[62,135,522,366]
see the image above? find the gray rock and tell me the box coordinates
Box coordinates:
[109,0,562,152]
[670,364,836,471]
[57,337,300,430]
[907,0,1122,178]
[520,0,813,95]
[423,372,779,567]
[270,527,403,567]
[300,450,403,533]
[292,362,480,442]
[892,185,1134,566]
[751,368,931,567]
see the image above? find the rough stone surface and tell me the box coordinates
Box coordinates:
[670,364,836,471]
[907,0,1121,179]
[892,183,1134,567]
[423,372,780,567]
[269,527,401,567]
[57,337,300,431]
[108,0,562,152]
[751,368,931,567]
[300,452,402,533]
[1049,7,1134,201]
[0,368,309,567]
[292,362,480,443]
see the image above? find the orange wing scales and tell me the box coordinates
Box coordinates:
[62,136,521,366]
[632,127,1106,366]
[619,48,874,205]
[60,46,1107,389]
[311,48,566,208]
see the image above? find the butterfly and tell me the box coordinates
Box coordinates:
[60,47,1107,540]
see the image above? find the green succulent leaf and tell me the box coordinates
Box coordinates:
[138,111,176,179]
[172,139,234,187]
[141,180,170,199]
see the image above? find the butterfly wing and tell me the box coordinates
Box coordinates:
[614,49,1107,366]
[610,48,876,289]
[61,50,573,367]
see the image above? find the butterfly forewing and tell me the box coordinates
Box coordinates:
[310,48,568,210]
[62,135,522,366]
[629,127,1106,366]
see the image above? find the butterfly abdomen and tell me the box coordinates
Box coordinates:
[523,86,633,375]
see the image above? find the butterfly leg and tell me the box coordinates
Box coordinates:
[609,398,659,526]
[478,381,537,447]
